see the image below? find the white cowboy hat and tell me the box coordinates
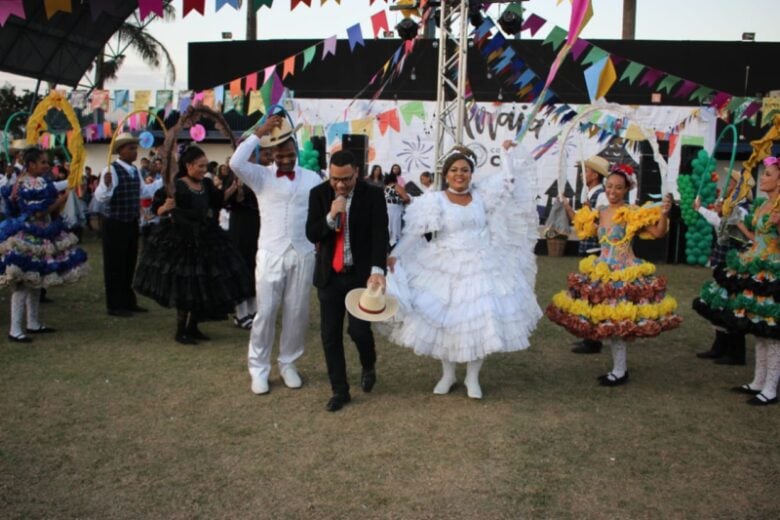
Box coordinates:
[263,117,302,147]
[584,155,610,177]
[111,132,140,154]
[345,284,399,322]
[8,139,28,153]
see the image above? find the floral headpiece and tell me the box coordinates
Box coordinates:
[763,156,779,168]
[609,164,637,189]
[442,146,476,169]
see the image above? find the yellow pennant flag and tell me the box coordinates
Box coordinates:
[44,0,71,19]
[248,91,265,115]
[596,57,617,100]
[134,90,151,111]
[351,117,374,141]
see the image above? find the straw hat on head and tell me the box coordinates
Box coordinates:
[345,284,399,322]
[8,139,28,153]
[111,132,139,154]
[584,155,610,177]
[263,117,302,147]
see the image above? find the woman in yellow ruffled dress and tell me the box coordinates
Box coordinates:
[546,165,682,385]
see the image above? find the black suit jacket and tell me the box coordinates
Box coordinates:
[306,180,389,289]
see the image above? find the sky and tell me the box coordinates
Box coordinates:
[0,0,778,93]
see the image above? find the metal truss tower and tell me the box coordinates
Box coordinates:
[432,0,470,185]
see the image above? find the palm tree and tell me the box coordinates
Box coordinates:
[86,2,177,91]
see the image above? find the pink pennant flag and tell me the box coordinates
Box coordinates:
[193,91,205,106]
[570,38,589,61]
[263,65,275,83]
[139,112,149,127]
[709,91,731,110]
[639,68,663,88]
[521,13,546,36]
[245,73,258,93]
[672,79,697,99]
[322,35,337,59]
[370,10,389,38]
[0,0,25,26]
[138,0,163,21]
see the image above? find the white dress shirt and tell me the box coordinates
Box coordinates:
[230,135,321,256]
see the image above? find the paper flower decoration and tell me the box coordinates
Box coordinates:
[190,124,206,142]
[138,131,155,149]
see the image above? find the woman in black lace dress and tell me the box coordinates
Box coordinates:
[134,146,253,344]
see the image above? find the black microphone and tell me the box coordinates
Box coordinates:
[334,196,346,231]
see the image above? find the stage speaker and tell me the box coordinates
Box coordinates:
[310,136,327,171]
[633,140,673,263]
[342,133,368,178]
[679,144,703,177]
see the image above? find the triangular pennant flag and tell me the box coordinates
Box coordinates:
[377,109,401,135]
[322,36,337,59]
[260,78,273,113]
[137,0,163,21]
[583,57,607,103]
[689,86,714,103]
[216,0,240,11]
[44,0,71,19]
[248,91,265,115]
[245,73,258,93]
[178,90,192,113]
[103,122,113,139]
[254,0,274,10]
[183,0,206,16]
[638,68,663,88]
[327,121,348,144]
[542,26,567,51]
[370,10,389,38]
[202,90,215,110]
[213,85,225,110]
[264,65,275,83]
[474,17,495,40]
[656,75,681,94]
[271,72,284,105]
[302,45,316,70]
[581,46,608,66]
[351,117,374,140]
[741,101,761,121]
[0,0,25,26]
[134,91,151,111]
[114,90,129,111]
[347,23,364,51]
[570,38,590,61]
[291,0,312,9]
[672,79,697,98]
[725,96,744,113]
[521,13,546,36]
[282,56,295,79]
[596,57,617,100]
[229,78,242,98]
[619,61,644,84]
[710,91,731,110]
[399,101,425,125]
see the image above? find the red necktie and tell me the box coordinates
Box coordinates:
[332,218,345,273]
[276,170,295,181]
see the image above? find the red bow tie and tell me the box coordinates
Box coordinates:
[276,170,295,181]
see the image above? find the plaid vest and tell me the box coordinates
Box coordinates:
[108,161,141,222]
[578,187,604,255]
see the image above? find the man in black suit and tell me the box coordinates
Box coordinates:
[306,150,389,412]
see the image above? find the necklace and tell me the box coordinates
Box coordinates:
[446,187,470,195]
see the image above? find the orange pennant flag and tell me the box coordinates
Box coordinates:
[229,78,242,98]
[44,0,71,19]
[245,73,258,93]
[282,56,295,79]
[377,109,401,135]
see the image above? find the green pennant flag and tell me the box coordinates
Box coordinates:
[689,86,714,102]
[725,96,744,113]
[253,0,273,10]
[588,110,602,124]
[260,77,273,113]
[399,101,425,125]
[620,62,644,84]
[302,45,316,70]
[656,75,681,94]
[581,47,608,66]
[542,26,567,52]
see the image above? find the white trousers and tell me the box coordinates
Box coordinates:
[10,286,41,336]
[247,247,315,381]
[387,204,404,247]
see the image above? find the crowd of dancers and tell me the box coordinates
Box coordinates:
[1,113,779,410]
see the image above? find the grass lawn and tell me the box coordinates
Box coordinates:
[1,233,779,519]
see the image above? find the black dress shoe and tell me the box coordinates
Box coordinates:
[174,333,198,345]
[188,328,211,341]
[8,334,32,343]
[361,369,376,393]
[27,326,56,334]
[326,393,351,412]
[107,309,133,317]
[129,305,148,313]
[598,372,629,387]
[747,393,778,406]
[731,385,761,395]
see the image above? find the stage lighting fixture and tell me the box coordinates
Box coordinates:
[396,18,420,41]
[498,10,523,35]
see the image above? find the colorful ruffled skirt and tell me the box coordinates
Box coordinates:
[0,215,88,288]
[546,255,682,340]
[694,251,780,339]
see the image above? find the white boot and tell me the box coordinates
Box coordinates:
[433,361,457,395]
[759,342,780,401]
[9,288,27,339]
[464,359,484,399]
[26,288,42,331]
[746,341,768,391]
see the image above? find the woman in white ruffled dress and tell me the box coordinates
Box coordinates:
[385,142,541,398]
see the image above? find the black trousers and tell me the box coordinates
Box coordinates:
[102,217,139,312]
[318,271,376,396]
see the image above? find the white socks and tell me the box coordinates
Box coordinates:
[26,289,41,330]
[10,288,26,337]
[760,342,780,401]
[433,361,457,395]
[747,341,768,391]
[465,360,483,400]
[609,340,627,379]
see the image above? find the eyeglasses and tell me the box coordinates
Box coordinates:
[764,156,779,167]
